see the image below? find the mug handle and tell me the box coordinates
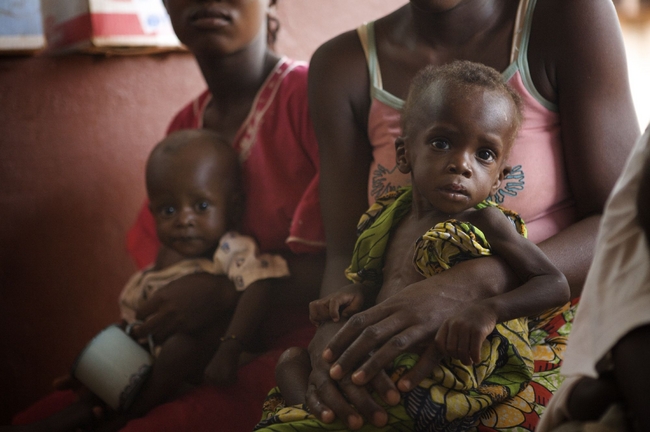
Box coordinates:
[125,322,156,355]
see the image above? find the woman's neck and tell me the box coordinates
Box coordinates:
[194,39,279,110]
[192,33,280,142]
[377,0,517,96]
[406,0,514,48]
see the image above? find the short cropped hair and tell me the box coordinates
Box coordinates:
[401,60,524,138]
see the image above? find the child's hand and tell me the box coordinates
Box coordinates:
[434,303,497,366]
[204,339,242,386]
[309,283,366,325]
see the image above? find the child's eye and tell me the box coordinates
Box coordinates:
[430,139,450,150]
[160,206,175,218]
[196,201,210,211]
[477,150,496,161]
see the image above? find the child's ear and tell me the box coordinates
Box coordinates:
[491,164,511,195]
[395,137,411,174]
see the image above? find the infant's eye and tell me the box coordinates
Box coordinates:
[477,149,496,161]
[431,139,450,150]
[196,201,209,211]
[160,206,175,218]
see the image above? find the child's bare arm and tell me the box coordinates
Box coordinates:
[471,206,570,318]
[435,207,570,364]
[204,279,272,385]
[309,283,368,326]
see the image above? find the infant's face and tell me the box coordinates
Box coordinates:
[404,85,516,215]
[149,151,233,260]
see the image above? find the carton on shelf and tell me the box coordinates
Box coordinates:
[0,0,46,54]
[40,0,182,54]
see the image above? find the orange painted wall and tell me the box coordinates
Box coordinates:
[0,0,406,424]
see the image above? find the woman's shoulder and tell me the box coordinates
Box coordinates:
[526,0,624,103]
[310,28,369,84]
[530,0,621,46]
[277,58,309,92]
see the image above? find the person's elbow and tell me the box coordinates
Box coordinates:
[550,270,571,306]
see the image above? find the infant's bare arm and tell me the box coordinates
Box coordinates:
[434,207,570,364]
[204,279,272,385]
[468,206,571,322]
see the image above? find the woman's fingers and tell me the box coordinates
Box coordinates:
[323,307,386,363]
[327,312,408,380]
[369,370,401,406]
[349,325,426,386]
[306,353,392,429]
[305,371,361,428]
[336,375,388,428]
[397,344,442,392]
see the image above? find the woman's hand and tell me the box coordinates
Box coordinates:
[305,321,400,430]
[324,256,518,389]
[132,273,235,343]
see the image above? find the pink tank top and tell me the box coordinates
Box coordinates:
[358,0,577,244]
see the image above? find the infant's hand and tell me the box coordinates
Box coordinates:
[309,284,366,326]
[204,340,241,386]
[434,303,497,366]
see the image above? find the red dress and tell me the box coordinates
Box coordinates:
[14,57,324,432]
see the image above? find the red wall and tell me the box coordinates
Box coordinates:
[0,0,405,423]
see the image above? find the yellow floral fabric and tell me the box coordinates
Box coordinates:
[255,187,574,432]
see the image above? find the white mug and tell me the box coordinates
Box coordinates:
[71,324,154,411]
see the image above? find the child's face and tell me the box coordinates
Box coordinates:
[398,84,517,215]
[164,0,270,56]
[148,148,235,260]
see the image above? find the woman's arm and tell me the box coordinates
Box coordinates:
[529,0,639,298]
[305,29,405,428]
[309,30,374,298]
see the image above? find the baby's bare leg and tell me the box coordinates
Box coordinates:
[125,317,227,418]
[275,347,312,406]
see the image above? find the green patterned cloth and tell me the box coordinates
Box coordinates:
[255,187,574,432]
